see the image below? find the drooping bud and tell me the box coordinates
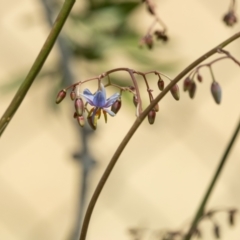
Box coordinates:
[211,81,222,104]
[228,209,237,226]
[183,77,192,91]
[223,11,237,26]
[213,224,220,239]
[148,110,156,124]
[111,99,122,114]
[56,89,66,104]
[157,79,164,91]
[133,95,138,107]
[197,73,203,82]
[77,116,85,127]
[188,81,196,99]
[70,90,76,101]
[170,84,180,101]
[154,30,168,42]
[75,98,84,116]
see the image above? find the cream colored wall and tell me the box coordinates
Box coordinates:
[0,0,239,240]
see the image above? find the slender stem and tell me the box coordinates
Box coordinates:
[79,32,240,240]
[0,0,76,137]
[183,117,240,240]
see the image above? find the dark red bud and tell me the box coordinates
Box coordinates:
[211,81,221,104]
[111,99,122,114]
[157,79,164,91]
[70,90,76,101]
[188,81,197,99]
[170,84,180,101]
[75,98,84,116]
[148,110,156,124]
[56,89,66,104]
[197,74,203,82]
[223,11,237,26]
[183,77,192,91]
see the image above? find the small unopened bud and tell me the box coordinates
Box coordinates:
[56,89,66,104]
[197,73,203,82]
[157,79,164,91]
[188,81,196,99]
[183,77,192,91]
[148,110,156,124]
[75,98,84,116]
[170,84,180,101]
[70,90,76,100]
[133,95,138,107]
[228,210,237,226]
[77,116,85,127]
[213,224,220,239]
[223,11,237,26]
[143,34,153,49]
[111,99,122,114]
[211,81,222,104]
[154,30,168,42]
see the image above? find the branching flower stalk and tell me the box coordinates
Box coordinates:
[0,0,76,137]
[140,0,169,49]
[75,32,240,240]
[56,68,176,128]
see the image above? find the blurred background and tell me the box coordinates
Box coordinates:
[0,0,239,239]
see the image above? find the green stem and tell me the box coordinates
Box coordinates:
[79,32,240,240]
[0,0,76,137]
[183,117,240,240]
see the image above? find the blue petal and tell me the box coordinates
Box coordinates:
[100,83,106,100]
[104,108,116,116]
[104,93,120,108]
[93,91,106,107]
[80,89,95,105]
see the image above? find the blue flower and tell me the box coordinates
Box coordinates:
[81,83,120,126]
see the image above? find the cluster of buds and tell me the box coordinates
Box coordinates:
[140,0,168,49]
[223,0,238,26]
[56,68,180,129]
[183,48,240,104]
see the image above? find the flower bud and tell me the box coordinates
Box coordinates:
[213,224,220,239]
[70,90,76,101]
[188,81,196,99]
[183,77,192,91]
[133,95,138,107]
[211,81,221,104]
[111,99,122,114]
[228,210,237,226]
[77,116,84,127]
[148,110,156,124]
[75,98,84,116]
[170,84,180,101]
[223,11,237,26]
[197,73,203,82]
[157,79,164,91]
[56,89,66,104]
